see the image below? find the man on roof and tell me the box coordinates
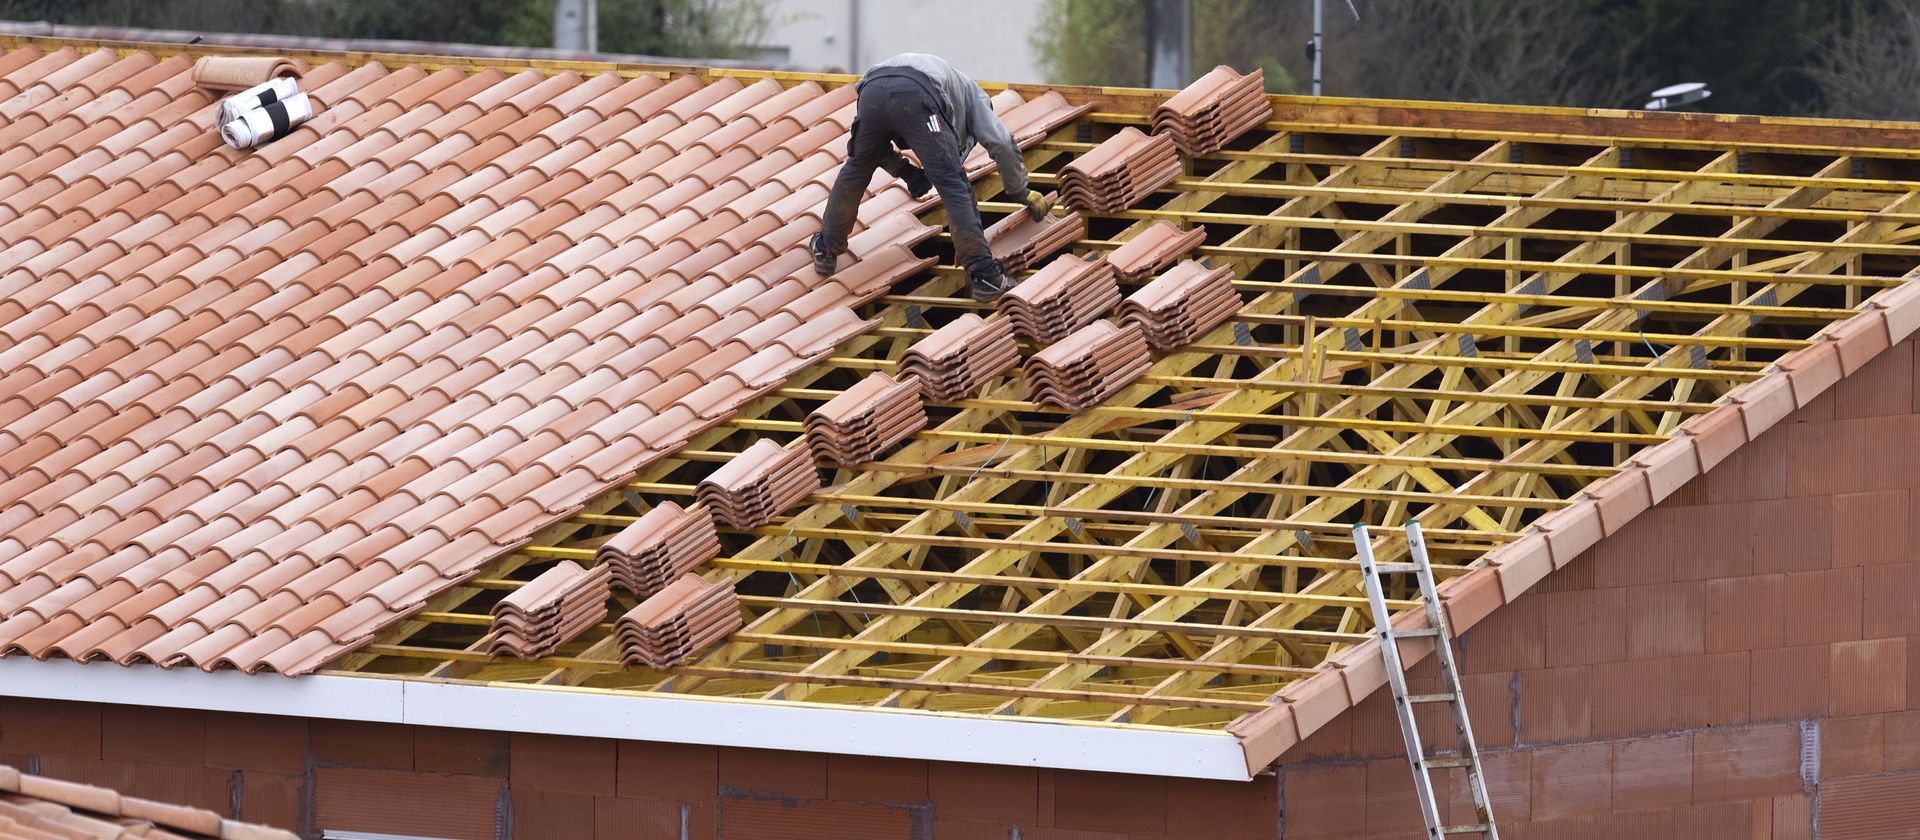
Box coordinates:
[809,52,1051,302]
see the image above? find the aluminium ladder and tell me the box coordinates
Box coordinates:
[1353,521,1499,838]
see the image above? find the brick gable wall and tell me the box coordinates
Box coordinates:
[1273,335,1920,839]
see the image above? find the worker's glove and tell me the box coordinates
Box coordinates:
[903,165,933,199]
[1021,189,1052,219]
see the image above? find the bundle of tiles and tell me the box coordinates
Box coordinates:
[595,501,722,597]
[999,254,1123,344]
[985,206,1086,273]
[696,439,821,529]
[805,373,927,465]
[1152,66,1273,156]
[217,76,314,150]
[1024,320,1153,410]
[488,561,612,660]
[899,314,1020,401]
[1116,259,1244,349]
[1107,221,1209,282]
[615,574,743,670]
[1057,127,1182,213]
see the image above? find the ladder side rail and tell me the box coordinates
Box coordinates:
[1353,523,1447,836]
[1406,521,1500,839]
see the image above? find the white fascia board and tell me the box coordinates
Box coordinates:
[0,658,1253,780]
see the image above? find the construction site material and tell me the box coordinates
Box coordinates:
[1357,522,1498,838]
[1000,254,1124,344]
[1152,65,1271,155]
[805,372,927,465]
[220,89,313,149]
[986,205,1085,272]
[596,501,721,597]
[1058,127,1182,213]
[1024,320,1153,410]
[1106,221,1209,281]
[615,574,743,670]
[898,314,1021,401]
[0,762,298,840]
[488,561,611,659]
[217,75,300,122]
[189,54,302,91]
[1117,259,1242,349]
[696,439,821,529]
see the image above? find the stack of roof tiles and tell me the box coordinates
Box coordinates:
[696,439,820,529]
[805,373,927,465]
[594,501,720,597]
[0,43,1089,675]
[1057,127,1181,213]
[488,560,610,659]
[1024,320,1153,410]
[999,254,1123,344]
[985,207,1086,272]
[1108,221,1208,282]
[1117,259,1243,349]
[898,314,1019,401]
[615,573,741,670]
[1151,65,1272,156]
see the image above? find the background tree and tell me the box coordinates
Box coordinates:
[1345,0,1645,108]
[1599,0,1832,115]
[1805,0,1920,120]
[1032,0,1294,92]
[0,0,774,59]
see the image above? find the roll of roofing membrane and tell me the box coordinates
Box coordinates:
[219,76,301,124]
[220,91,312,150]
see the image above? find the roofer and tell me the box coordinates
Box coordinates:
[810,53,1051,302]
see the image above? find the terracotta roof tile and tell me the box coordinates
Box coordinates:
[1152,65,1271,156]
[0,44,1086,675]
[0,760,297,839]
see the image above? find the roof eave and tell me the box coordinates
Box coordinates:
[0,656,1255,781]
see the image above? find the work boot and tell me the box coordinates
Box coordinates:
[809,231,843,276]
[968,262,1017,303]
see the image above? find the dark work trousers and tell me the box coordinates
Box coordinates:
[818,74,995,276]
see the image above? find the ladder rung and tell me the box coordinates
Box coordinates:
[1443,825,1491,835]
[1373,562,1423,574]
[1425,757,1475,769]
[1392,627,1441,638]
[1408,693,1457,704]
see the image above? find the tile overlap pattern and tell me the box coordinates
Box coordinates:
[0,45,1086,674]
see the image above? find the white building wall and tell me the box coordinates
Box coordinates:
[762,0,1049,84]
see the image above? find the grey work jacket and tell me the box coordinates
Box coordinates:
[859,53,1030,196]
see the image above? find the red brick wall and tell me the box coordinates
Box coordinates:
[1273,335,1920,839]
[0,697,1280,838]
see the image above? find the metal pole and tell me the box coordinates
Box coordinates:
[1147,0,1191,89]
[1313,0,1323,96]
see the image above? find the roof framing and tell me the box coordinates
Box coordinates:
[328,95,1920,751]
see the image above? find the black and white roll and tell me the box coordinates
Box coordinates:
[218,76,301,124]
[220,91,313,150]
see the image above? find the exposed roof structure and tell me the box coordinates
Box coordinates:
[0,762,296,839]
[5,34,1920,781]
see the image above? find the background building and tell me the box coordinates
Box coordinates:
[758,0,1048,79]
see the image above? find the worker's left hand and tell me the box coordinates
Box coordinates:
[1022,189,1052,219]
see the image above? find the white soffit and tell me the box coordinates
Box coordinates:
[0,658,1253,780]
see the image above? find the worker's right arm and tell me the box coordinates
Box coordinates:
[964,86,1029,198]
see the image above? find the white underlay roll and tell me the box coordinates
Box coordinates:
[220,91,313,150]
[218,76,302,124]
